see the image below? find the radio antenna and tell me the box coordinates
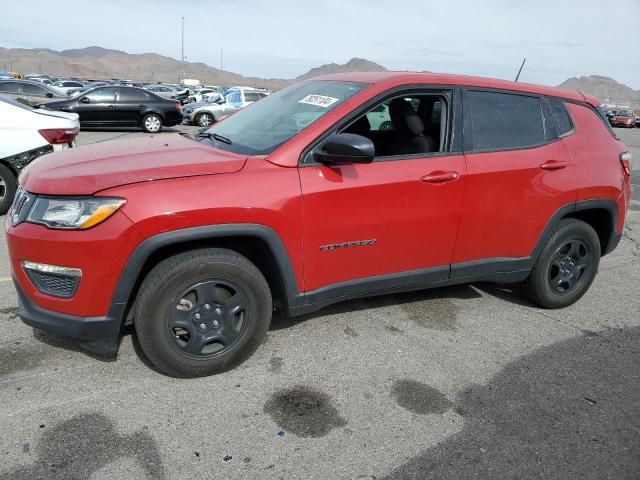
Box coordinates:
[515,58,526,82]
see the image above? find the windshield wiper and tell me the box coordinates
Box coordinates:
[196,132,232,145]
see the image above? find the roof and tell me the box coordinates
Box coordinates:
[311,71,599,106]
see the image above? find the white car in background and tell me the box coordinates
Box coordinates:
[0,96,79,213]
[186,88,222,104]
[50,80,86,95]
[188,88,269,127]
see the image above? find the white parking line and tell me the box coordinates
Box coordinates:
[0,276,12,283]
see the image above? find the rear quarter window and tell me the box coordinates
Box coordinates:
[468,90,545,151]
[548,99,574,136]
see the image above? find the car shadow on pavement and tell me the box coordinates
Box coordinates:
[471,282,537,308]
[380,326,640,480]
[270,284,483,331]
[31,329,117,363]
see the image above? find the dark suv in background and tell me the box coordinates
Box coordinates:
[42,86,182,133]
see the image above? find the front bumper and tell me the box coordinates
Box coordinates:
[15,279,124,354]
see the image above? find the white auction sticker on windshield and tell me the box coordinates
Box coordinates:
[298,95,340,108]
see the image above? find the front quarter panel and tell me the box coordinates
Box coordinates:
[100,158,305,291]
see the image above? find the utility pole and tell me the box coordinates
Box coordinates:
[181,16,185,83]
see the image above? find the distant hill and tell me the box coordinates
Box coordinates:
[0,46,387,90]
[557,75,640,106]
[296,57,387,80]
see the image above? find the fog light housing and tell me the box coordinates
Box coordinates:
[22,261,82,298]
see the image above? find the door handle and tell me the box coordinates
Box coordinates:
[139,104,146,108]
[421,171,460,184]
[540,160,567,171]
[107,105,115,109]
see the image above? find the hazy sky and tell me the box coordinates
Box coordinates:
[2,0,639,88]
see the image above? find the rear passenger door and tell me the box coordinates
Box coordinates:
[115,88,152,125]
[451,90,577,275]
[20,82,53,105]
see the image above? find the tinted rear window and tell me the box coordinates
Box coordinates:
[244,91,262,102]
[468,91,545,151]
[0,82,19,93]
[548,99,574,136]
[117,88,151,101]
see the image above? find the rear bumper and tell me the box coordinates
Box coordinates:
[15,278,124,355]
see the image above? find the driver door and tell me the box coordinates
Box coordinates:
[299,90,466,293]
[76,87,117,124]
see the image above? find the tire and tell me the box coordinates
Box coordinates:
[523,219,600,308]
[134,248,272,377]
[195,112,214,128]
[0,163,18,215]
[142,113,163,133]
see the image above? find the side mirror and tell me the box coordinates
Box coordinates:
[313,133,375,165]
[216,98,224,104]
[80,96,90,104]
[46,92,53,98]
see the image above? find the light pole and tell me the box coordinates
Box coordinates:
[181,16,185,83]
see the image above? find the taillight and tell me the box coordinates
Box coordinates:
[175,102,182,112]
[620,151,632,176]
[38,128,79,145]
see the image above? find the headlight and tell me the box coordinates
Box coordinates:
[26,197,126,230]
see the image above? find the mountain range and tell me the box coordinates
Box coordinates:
[0,46,386,90]
[0,46,637,106]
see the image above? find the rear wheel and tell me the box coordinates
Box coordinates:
[0,163,17,215]
[195,112,214,128]
[523,219,600,308]
[134,248,272,377]
[142,113,163,133]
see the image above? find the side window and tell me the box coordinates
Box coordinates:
[548,99,574,136]
[21,83,47,95]
[117,88,150,101]
[0,82,19,93]
[84,87,115,102]
[341,93,449,158]
[468,91,545,151]
[244,91,261,102]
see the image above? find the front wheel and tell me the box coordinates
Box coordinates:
[523,219,600,308]
[134,248,272,377]
[142,113,163,133]
[195,112,214,127]
[0,163,18,215]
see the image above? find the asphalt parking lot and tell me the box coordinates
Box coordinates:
[0,127,639,479]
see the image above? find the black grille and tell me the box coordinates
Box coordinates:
[5,145,53,172]
[10,188,35,227]
[26,270,79,298]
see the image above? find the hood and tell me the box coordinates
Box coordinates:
[20,133,247,195]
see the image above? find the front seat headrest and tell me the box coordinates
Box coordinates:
[389,98,424,136]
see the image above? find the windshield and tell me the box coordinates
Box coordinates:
[617,110,634,117]
[201,80,367,155]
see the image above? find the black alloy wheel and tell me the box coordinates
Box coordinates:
[167,279,250,357]
[547,239,590,295]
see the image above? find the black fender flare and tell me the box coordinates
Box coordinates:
[109,224,300,323]
[529,198,619,261]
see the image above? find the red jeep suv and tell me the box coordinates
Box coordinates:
[6,72,632,377]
